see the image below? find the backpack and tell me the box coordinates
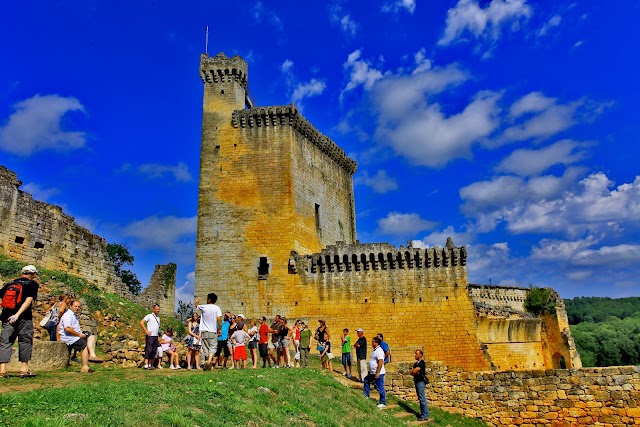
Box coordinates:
[1,280,23,309]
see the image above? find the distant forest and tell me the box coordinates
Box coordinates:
[565,296,640,367]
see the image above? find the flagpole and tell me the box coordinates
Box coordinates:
[205,26,209,54]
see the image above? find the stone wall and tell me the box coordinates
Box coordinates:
[135,263,176,314]
[388,362,640,426]
[0,165,130,297]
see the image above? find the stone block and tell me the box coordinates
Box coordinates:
[6,340,68,372]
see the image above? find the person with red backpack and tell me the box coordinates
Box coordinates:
[0,265,39,378]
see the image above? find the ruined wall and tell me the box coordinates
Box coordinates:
[136,263,176,314]
[0,166,130,296]
[388,362,640,426]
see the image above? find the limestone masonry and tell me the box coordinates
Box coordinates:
[195,52,582,370]
[0,165,174,310]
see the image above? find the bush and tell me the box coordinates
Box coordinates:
[524,286,556,315]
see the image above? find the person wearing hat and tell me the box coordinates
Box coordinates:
[0,265,40,378]
[354,328,367,382]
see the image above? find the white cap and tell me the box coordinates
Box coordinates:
[22,265,38,274]
[237,313,244,318]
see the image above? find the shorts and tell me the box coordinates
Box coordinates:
[342,353,352,366]
[215,339,231,357]
[248,340,257,350]
[270,340,281,350]
[259,343,268,358]
[280,338,290,348]
[68,338,88,353]
[201,331,218,357]
[234,346,247,361]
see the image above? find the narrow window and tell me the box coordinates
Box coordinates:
[315,203,321,235]
[258,257,269,280]
[14,236,24,244]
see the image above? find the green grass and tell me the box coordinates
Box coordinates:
[0,365,487,427]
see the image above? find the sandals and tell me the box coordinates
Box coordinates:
[19,371,36,378]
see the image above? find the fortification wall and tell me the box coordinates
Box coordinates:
[388,363,640,426]
[136,263,176,314]
[0,166,130,296]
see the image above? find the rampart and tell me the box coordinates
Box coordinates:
[388,362,640,426]
[0,166,131,297]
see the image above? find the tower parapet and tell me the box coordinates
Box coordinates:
[232,105,357,175]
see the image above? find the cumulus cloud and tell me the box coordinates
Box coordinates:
[175,271,195,307]
[377,212,436,237]
[22,182,60,203]
[281,59,294,73]
[382,0,416,14]
[438,0,532,46]
[462,172,640,236]
[342,50,385,95]
[495,139,589,176]
[354,169,398,194]
[0,94,86,156]
[412,225,474,248]
[329,3,359,35]
[291,79,327,106]
[136,162,193,182]
[121,215,197,265]
[571,245,640,268]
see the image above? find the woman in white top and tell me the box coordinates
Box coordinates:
[160,327,180,369]
[247,319,259,369]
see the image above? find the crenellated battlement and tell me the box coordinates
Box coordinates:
[199,52,248,90]
[294,240,467,274]
[231,105,358,175]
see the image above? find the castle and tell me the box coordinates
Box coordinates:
[195,52,582,370]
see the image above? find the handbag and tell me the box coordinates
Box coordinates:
[39,309,53,327]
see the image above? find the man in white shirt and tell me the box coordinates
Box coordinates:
[195,293,222,371]
[139,304,160,370]
[58,300,93,373]
[363,336,386,408]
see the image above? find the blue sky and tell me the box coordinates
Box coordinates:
[1,1,639,305]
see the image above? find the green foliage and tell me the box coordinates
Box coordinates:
[0,257,22,279]
[524,286,556,315]
[176,300,193,324]
[571,316,640,367]
[0,368,487,427]
[564,296,640,324]
[106,242,142,295]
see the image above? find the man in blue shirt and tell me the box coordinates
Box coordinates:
[215,312,232,368]
[376,333,390,363]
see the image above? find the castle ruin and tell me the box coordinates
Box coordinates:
[195,52,582,370]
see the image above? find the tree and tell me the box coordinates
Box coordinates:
[177,300,193,323]
[524,286,556,315]
[107,242,142,295]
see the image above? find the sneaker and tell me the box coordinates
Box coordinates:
[377,404,386,409]
[157,365,164,369]
[170,365,176,370]
[143,364,149,369]
[175,365,182,370]
[342,372,347,376]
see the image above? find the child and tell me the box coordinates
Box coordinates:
[231,326,250,369]
[341,328,352,378]
[320,332,334,372]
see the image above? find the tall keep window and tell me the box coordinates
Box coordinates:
[315,203,321,236]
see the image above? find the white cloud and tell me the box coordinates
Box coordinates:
[531,237,596,261]
[573,40,584,48]
[22,182,60,202]
[281,59,294,73]
[354,169,398,194]
[121,215,197,265]
[175,271,195,307]
[342,50,385,94]
[382,0,416,14]
[571,245,640,267]
[137,162,193,182]
[0,94,86,156]
[412,48,432,75]
[291,79,327,106]
[537,14,561,37]
[377,212,436,237]
[252,2,282,31]
[340,15,358,35]
[413,225,474,248]
[438,0,532,46]
[495,139,589,176]
[329,3,359,36]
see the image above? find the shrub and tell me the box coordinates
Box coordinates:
[524,286,556,315]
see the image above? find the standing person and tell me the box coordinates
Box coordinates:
[195,293,222,371]
[215,312,232,368]
[58,300,94,373]
[258,316,271,368]
[314,319,328,348]
[298,322,311,368]
[292,320,301,368]
[268,316,282,368]
[231,325,250,369]
[341,328,352,378]
[280,317,293,368]
[411,349,432,422]
[354,328,367,382]
[247,319,259,369]
[187,313,202,370]
[0,265,39,378]
[376,333,390,363]
[319,332,334,372]
[364,336,387,408]
[139,304,161,370]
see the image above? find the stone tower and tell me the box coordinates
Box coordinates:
[195,52,357,306]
